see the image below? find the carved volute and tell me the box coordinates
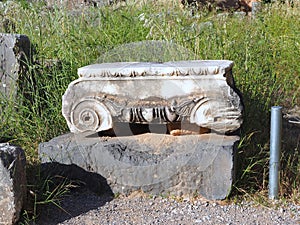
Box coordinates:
[62,60,243,134]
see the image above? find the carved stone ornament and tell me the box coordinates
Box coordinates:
[62,60,243,133]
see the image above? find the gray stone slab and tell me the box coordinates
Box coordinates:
[0,33,31,99]
[39,132,239,200]
[42,0,120,9]
[0,143,26,225]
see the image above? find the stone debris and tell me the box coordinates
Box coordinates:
[284,105,300,126]
[0,33,31,99]
[0,143,26,225]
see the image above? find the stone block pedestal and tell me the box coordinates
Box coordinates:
[39,132,239,200]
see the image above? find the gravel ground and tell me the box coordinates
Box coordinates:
[36,187,300,225]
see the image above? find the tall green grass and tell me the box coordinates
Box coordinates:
[0,0,299,203]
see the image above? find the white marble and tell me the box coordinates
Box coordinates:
[62,60,243,133]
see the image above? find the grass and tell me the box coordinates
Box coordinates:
[20,168,77,224]
[0,0,299,220]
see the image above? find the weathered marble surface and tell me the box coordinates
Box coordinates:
[0,33,31,99]
[39,132,239,200]
[62,60,243,134]
[0,143,26,225]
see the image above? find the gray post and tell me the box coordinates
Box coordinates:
[269,106,282,200]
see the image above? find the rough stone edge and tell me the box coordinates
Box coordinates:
[0,33,32,99]
[0,143,27,225]
[78,60,234,78]
[39,133,239,200]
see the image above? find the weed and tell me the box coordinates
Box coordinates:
[0,1,299,219]
[19,165,77,224]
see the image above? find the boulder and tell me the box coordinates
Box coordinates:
[0,33,31,99]
[0,143,26,225]
[39,132,239,200]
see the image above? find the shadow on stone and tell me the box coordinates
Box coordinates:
[41,162,114,196]
[36,162,114,224]
[97,122,169,137]
[95,122,212,138]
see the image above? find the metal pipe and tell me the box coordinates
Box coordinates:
[269,106,282,200]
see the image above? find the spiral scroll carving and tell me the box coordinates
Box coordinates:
[190,98,242,133]
[70,98,112,133]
